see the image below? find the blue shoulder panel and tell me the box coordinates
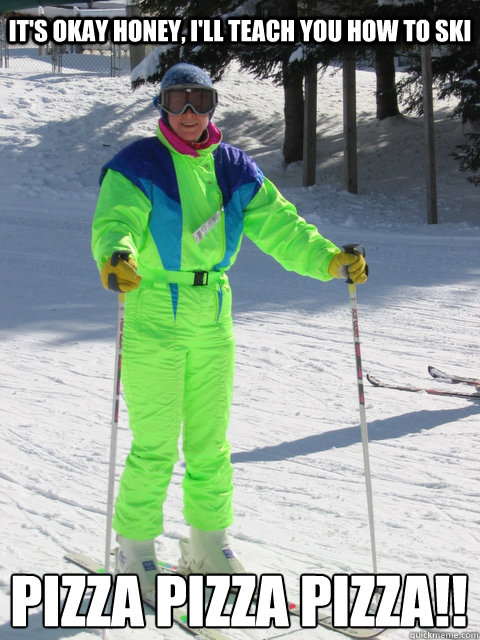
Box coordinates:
[213,143,264,270]
[99,137,180,205]
[213,143,263,208]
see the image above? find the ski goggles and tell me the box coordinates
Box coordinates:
[158,85,218,116]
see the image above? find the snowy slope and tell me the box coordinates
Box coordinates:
[0,58,479,640]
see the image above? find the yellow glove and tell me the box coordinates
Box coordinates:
[100,252,142,292]
[328,251,368,284]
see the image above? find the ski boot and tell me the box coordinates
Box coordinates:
[178,527,246,575]
[115,535,158,598]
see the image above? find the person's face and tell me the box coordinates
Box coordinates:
[168,108,210,143]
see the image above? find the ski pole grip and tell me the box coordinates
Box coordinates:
[342,243,366,284]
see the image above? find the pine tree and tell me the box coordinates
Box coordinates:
[394,0,480,185]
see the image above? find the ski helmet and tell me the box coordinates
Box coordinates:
[154,63,218,122]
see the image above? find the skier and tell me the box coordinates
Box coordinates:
[91,62,367,597]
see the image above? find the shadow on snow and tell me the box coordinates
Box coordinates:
[231,404,480,463]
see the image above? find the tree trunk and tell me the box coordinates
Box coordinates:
[375,46,400,120]
[279,0,303,165]
[343,49,358,194]
[303,61,317,186]
[282,63,304,165]
[126,3,146,72]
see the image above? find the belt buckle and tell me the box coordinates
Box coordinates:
[193,271,208,286]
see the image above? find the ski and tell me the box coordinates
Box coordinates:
[428,366,480,388]
[65,552,384,639]
[366,374,480,399]
[156,559,384,639]
[64,552,231,640]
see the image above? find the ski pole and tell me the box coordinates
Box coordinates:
[104,293,125,576]
[343,244,378,574]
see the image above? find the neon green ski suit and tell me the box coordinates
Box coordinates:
[92,121,339,540]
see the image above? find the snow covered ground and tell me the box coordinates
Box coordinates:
[0,53,479,640]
